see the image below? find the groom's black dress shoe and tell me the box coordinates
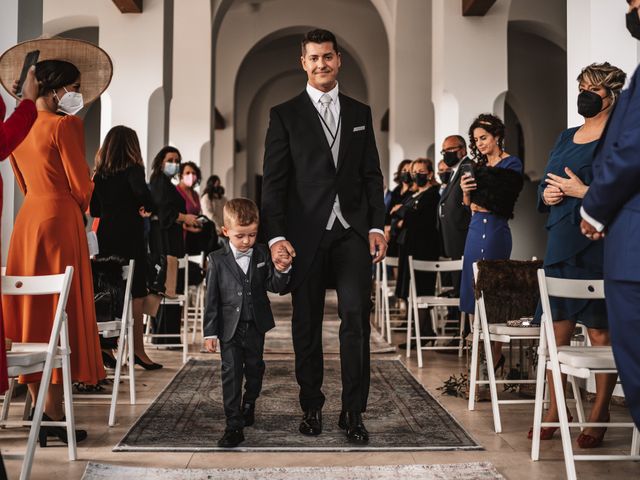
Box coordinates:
[242,403,255,427]
[339,411,369,444]
[299,409,322,435]
[217,429,244,448]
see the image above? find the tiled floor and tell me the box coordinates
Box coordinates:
[2,296,639,479]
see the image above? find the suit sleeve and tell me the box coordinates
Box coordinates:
[203,256,221,338]
[55,115,93,211]
[0,99,37,160]
[362,106,385,231]
[583,72,640,225]
[89,179,101,217]
[261,107,292,241]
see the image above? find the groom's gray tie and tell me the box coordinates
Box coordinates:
[320,93,336,135]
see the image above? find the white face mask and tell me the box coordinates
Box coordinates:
[54,87,84,115]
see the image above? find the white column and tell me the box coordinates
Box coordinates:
[388,0,433,179]
[432,0,511,153]
[169,0,212,179]
[567,0,640,127]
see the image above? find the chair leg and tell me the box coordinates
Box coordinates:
[405,297,413,358]
[468,315,480,411]
[1,378,15,423]
[531,352,547,461]
[569,376,585,429]
[128,318,136,405]
[482,318,501,433]
[549,354,577,479]
[22,391,32,421]
[182,301,188,364]
[414,305,423,368]
[631,427,640,456]
[60,323,77,461]
[109,323,126,427]
[385,290,392,344]
[458,312,465,358]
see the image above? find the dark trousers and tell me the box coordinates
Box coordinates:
[604,280,640,429]
[220,321,265,431]
[291,225,372,412]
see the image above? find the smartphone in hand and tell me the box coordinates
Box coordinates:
[460,163,475,180]
[16,50,40,98]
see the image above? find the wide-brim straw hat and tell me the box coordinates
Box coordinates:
[0,37,112,105]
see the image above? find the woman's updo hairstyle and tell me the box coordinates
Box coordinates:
[577,62,627,104]
[468,113,506,164]
[35,60,80,98]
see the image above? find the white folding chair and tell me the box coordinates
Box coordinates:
[187,253,206,343]
[381,256,401,343]
[406,257,465,367]
[532,270,640,480]
[74,260,136,426]
[144,255,189,363]
[0,267,76,480]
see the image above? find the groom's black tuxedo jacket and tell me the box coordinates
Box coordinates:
[261,91,385,289]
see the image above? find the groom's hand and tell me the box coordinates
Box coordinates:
[369,232,387,264]
[271,240,296,271]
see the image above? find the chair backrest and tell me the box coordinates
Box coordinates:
[188,252,205,267]
[119,260,135,322]
[410,257,463,273]
[383,256,399,268]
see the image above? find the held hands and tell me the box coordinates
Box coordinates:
[580,219,605,241]
[204,338,218,353]
[545,167,588,199]
[271,240,296,272]
[369,232,387,264]
[542,185,564,206]
[138,206,152,218]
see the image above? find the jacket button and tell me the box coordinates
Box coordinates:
[483,219,488,224]
[247,292,252,296]
[237,291,242,296]
[236,307,240,312]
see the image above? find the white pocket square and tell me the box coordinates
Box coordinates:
[353,125,365,132]
[257,262,266,268]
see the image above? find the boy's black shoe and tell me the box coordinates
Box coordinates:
[242,403,255,427]
[217,429,245,448]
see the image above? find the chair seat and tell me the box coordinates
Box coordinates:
[416,295,459,307]
[98,320,122,332]
[556,346,616,369]
[488,323,540,336]
[7,343,48,367]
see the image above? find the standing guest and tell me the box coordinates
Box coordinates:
[580,0,640,430]
[201,174,227,235]
[203,198,291,448]
[2,39,113,445]
[385,159,413,258]
[437,160,451,196]
[90,125,162,370]
[531,62,625,447]
[177,161,206,254]
[393,159,441,340]
[459,114,523,371]
[261,29,386,444]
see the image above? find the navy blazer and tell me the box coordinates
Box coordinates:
[583,65,640,281]
[203,241,290,342]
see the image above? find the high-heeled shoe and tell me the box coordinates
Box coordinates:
[134,355,163,370]
[38,412,87,447]
[102,351,117,369]
[577,415,609,448]
[528,413,573,440]
[494,354,506,375]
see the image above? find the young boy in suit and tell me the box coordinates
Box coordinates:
[204,198,292,448]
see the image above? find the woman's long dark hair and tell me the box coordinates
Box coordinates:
[35,60,80,97]
[393,159,413,184]
[94,126,144,177]
[150,146,181,181]
[203,174,224,199]
[468,113,505,165]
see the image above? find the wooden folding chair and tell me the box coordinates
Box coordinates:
[0,267,75,480]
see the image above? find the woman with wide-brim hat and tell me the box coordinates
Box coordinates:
[0,37,112,446]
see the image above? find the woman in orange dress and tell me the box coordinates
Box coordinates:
[3,59,104,444]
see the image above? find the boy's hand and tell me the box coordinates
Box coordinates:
[274,250,292,272]
[204,338,218,352]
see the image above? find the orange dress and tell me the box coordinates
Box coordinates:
[3,110,105,384]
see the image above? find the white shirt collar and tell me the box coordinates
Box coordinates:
[306,82,339,106]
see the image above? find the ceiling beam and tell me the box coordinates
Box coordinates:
[462,0,497,17]
[112,0,143,14]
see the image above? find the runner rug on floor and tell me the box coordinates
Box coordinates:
[82,462,504,480]
[114,359,481,452]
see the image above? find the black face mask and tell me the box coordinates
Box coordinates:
[439,171,452,185]
[577,90,606,118]
[442,150,461,168]
[414,173,429,188]
[400,172,413,185]
[627,8,640,40]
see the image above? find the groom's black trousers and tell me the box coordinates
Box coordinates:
[291,223,372,412]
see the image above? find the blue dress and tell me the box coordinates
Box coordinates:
[459,156,523,315]
[533,127,606,328]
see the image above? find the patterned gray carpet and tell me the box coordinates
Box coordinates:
[83,462,504,479]
[115,359,480,452]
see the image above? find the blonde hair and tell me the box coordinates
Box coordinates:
[577,62,627,102]
[223,198,259,227]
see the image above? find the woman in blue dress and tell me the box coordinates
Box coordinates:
[530,63,626,448]
[459,114,523,373]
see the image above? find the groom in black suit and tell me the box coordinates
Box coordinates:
[261,29,387,444]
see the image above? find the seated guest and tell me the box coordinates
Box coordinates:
[393,159,441,340]
[91,125,162,370]
[459,114,523,374]
[530,62,626,447]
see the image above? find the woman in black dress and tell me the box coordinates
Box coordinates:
[90,125,161,369]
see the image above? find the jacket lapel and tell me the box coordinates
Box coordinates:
[220,243,242,286]
[298,92,334,161]
[336,93,354,173]
[440,158,469,202]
